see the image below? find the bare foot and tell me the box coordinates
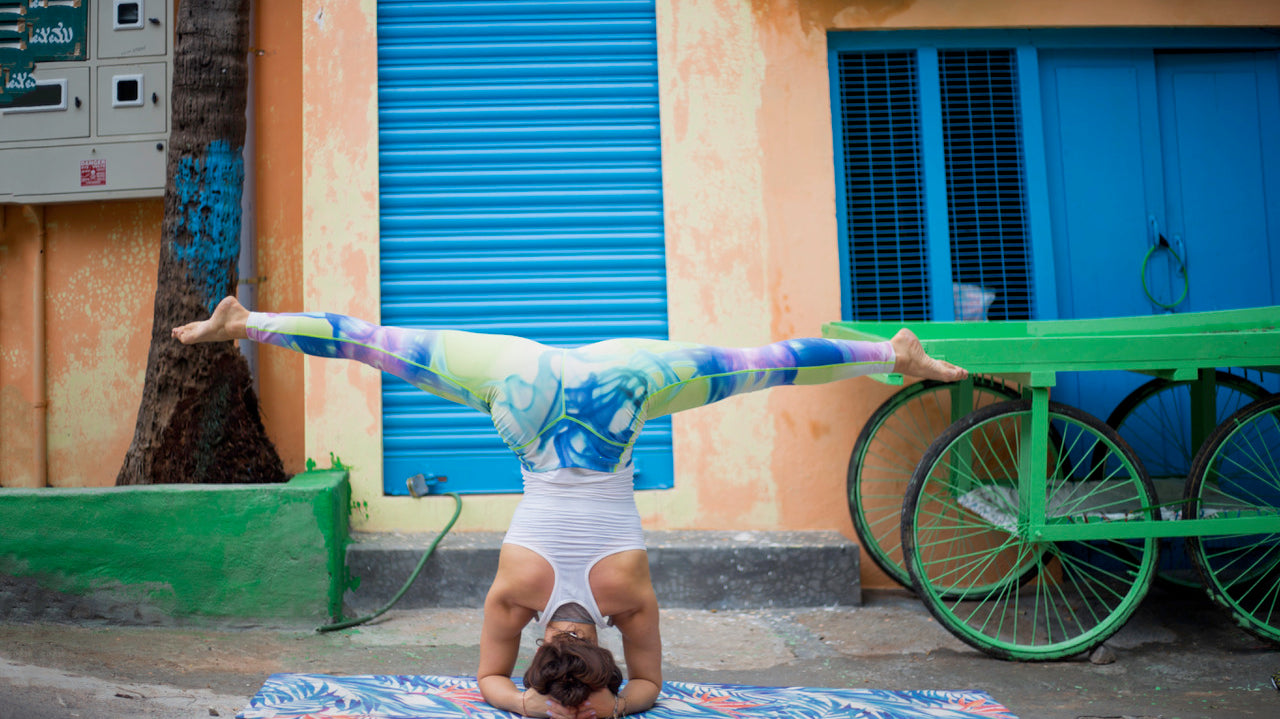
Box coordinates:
[890,328,968,382]
[172,296,250,344]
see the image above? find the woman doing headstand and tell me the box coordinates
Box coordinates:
[174,296,965,719]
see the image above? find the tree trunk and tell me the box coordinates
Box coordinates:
[117,0,284,485]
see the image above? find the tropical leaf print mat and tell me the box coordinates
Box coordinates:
[237,674,1019,719]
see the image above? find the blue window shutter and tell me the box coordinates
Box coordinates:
[834,46,1036,322]
[938,49,1035,320]
[835,51,931,321]
[376,0,672,494]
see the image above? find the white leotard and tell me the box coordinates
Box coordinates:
[502,466,645,630]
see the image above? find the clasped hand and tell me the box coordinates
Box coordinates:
[544,687,619,719]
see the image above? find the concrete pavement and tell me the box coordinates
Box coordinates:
[1,587,1277,719]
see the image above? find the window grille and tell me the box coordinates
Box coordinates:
[836,48,1035,321]
[836,52,930,321]
[939,49,1034,320]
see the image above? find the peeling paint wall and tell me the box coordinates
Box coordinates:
[648,0,1280,590]
[0,0,307,489]
[293,0,1280,559]
[253,0,307,477]
[43,203,161,487]
[299,0,399,527]
[0,201,161,488]
[5,1,1280,592]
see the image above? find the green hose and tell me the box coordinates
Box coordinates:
[316,492,463,633]
[1141,239,1189,311]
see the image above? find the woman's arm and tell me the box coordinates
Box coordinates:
[480,546,558,716]
[609,593,663,714]
[477,587,543,716]
[590,550,662,716]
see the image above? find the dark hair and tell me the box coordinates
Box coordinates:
[523,632,623,708]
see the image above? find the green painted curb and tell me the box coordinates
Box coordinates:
[0,470,350,622]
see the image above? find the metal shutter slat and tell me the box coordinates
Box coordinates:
[378,0,672,494]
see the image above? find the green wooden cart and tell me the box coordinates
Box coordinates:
[824,306,1280,660]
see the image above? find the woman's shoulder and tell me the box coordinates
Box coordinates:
[491,543,555,610]
[590,549,655,617]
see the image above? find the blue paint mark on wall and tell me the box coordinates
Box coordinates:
[171,140,245,312]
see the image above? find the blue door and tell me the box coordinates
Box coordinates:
[1156,52,1280,314]
[375,0,673,495]
[1039,49,1165,421]
[1040,49,1280,421]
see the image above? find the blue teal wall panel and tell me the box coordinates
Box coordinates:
[376,0,671,495]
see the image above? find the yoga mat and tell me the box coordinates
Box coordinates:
[237,674,1019,719]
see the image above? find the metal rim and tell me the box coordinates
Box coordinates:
[904,400,1159,660]
[1104,372,1268,589]
[847,378,1019,589]
[1185,392,1280,646]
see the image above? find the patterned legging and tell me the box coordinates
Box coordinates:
[246,312,895,472]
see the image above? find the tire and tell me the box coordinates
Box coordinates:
[848,378,1019,589]
[1184,392,1280,646]
[903,400,1159,660]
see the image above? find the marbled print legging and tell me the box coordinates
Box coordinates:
[246,312,896,472]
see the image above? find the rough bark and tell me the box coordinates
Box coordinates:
[117,0,284,485]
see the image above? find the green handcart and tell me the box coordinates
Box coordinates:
[824,306,1280,660]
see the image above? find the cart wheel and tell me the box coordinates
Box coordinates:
[1184,393,1280,646]
[903,400,1159,660]
[1104,372,1268,590]
[848,378,1020,590]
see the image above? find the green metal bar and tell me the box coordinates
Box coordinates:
[823,309,1280,380]
[825,304,1280,341]
[1018,387,1051,533]
[1035,515,1280,541]
[823,307,1280,554]
[951,378,975,422]
[1191,367,1217,459]
[948,378,976,496]
[916,334,1280,375]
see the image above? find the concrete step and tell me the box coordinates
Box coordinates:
[344,530,861,613]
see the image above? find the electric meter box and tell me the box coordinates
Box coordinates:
[0,0,172,203]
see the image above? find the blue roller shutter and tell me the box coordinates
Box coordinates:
[377,0,672,495]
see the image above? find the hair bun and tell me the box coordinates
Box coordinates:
[523,635,624,708]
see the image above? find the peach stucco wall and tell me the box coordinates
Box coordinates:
[652,0,1280,589]
[0,202,160,488]
[4,0,1279,589]
[251,0,307,477]
[0,0,306,488]
[293,0,1280,593]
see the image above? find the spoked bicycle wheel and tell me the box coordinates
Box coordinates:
[1104,372,1267,590]
[903,400,1160,660]
[1185,392,1280,646]
[848,378,1020,589]
[1105,372,1267,479]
